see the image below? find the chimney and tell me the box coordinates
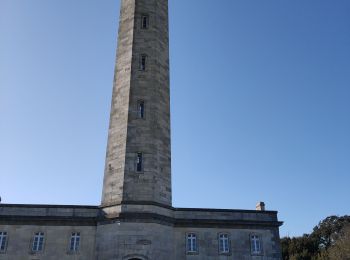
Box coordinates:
[256,201,265,211]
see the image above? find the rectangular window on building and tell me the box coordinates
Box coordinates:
[250,234,262,254]
[69,232,80,252]
[141,15,149,29]
[140,54,147,71]
[136,153,143,172]
[137,100,145,119]
[0,232,8,253]
[186,233,197,253]
[32,232,44,252]
[219,233,230,254]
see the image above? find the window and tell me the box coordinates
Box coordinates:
[32,232,44,252]
[219,233,230,254]
[69,232,80,252]
[0,232,7,253]
[186,233,197,253]
[137,100,145,119]
[140,54,147,71]
[136,153,143,172]
[250,234,262,254]
[141,15,149,29]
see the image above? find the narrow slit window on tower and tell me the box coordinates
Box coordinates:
[140,54,147,71]
[137,100,145,119]
[141,15,149,29]
[136,153,143,172]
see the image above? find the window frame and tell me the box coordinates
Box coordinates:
[139,54,147,71]
[137,100,145,119]
[186,233,198,254]
[218,233,230,255]
[141,14,149,29]
[136,152,143,173]
[0,231,8,253]
[31,232,45,253]
[250,234,263,255]
[68,232,81,254]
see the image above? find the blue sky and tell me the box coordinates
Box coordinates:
[0,0,349,237]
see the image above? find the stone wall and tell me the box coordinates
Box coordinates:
[94,221,281,260]
[0,204,98,260]
[0,223,281,260]
[101,0,136,207]
[0,204,282,259]
[175,208,279,222]
[95,207,282,259]
[174,227,281,260]
[0,225,96,260]
[95,222,174,260]
[101,0,172,211]
[0,204,99,219]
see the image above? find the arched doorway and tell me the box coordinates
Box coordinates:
[123,254,148,260]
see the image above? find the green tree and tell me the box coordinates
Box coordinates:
[327,224,350,260]
[281,237,291,260]
[281,215,350,260]
[311,215,350,250]
[281,234,318,260]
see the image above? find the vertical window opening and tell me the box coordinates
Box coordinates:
[32,232,44,252]
[141,15,149,29]
[137,101,145,119]
[251,235,262,254]
[187,233,197,253]
[219,233,230,253]
[0,232,7,252]
[140,54,147,71]
[69,232,80,252]
[136,153,143,172]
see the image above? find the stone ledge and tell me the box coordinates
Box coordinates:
[0,204,98,209]
[174,207,278,214]
[0,215,97,226]
[97,212,283,229]
[0,203,282,229]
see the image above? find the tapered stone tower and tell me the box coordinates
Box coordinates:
[0,1,282,259]
[96,2,176,258]
[101,0,171,213]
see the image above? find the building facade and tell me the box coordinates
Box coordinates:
[0,0,282,259]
